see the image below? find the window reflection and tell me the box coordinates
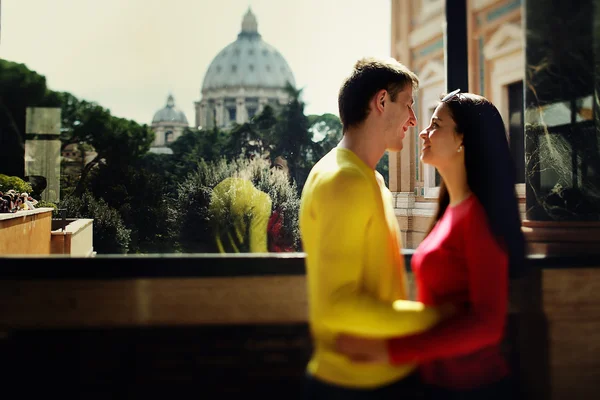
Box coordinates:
[0,2,391,255]
[527,96,594,128]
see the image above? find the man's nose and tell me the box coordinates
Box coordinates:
[408,108,417,127]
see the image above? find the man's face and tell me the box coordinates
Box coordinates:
[271,156,290,178]
[383,86,417,152]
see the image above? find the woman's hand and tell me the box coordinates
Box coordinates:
[334,334,389,363]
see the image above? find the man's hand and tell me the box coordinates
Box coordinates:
[334,334,389,363]
[334,302,462,363]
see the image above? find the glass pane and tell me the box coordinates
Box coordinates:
[0,1,392,255]
[525,0,600,221]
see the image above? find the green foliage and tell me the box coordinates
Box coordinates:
[309,113,343,143]
[175,158,233,253]
[87,161,178,254]
[36,200,58,210]
[167,90,344,195]
[253,161,302,252]
[376,151,390,187]
[136,152,178,193]
[167,85,335,194]
[51,90,155,196]
[59,192,131,254]
[0,174,33,194]
[226,122,269,159]
[270,83,315,191]
[168,126,229,185]
[0,100,23,178]
[309,112,343,164]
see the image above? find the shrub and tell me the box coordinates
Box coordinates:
[0,174,33,195]
[59,192,131,254]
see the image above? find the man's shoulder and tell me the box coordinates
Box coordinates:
[213,176,247,191]
[308,152,370,190]
[307,166,369,198]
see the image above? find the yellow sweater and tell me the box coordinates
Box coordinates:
[209,177,272,253]
[299,148,441,389]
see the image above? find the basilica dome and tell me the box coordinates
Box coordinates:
[150,94,188,154]
[201,8,296,93]
[152,94,188,125]
[195,9,296,130]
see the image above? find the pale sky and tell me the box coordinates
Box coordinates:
[0,0,392,126]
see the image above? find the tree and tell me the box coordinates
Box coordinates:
[270,83,317,191]
[60,192,131,254]
[308,112,343,159]
[87,160,178,254]
[0,174,33,194]
[64,104,154,196]
[225,122,270,159]
[167,126,231,183]
[0,103,23,178]
[52,90,166,252]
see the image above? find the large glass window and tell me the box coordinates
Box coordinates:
[0,0,392,256]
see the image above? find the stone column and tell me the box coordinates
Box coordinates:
[215,101,225,128]
[154,127,165,146]
[258,97,268,114]
[388,0,412,193]
[389,0,419,248]
[196,100,204,129]
[236,97,246,124]
[24,107,61,203]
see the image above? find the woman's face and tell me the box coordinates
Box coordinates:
[419,103,464,169]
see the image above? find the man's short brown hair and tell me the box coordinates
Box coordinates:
[338,57,419,131]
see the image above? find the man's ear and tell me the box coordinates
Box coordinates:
[373,89,387,114]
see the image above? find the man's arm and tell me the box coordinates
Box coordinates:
[249,191,272,253]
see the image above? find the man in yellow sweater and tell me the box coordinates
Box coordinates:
[210,176,272,253]
[299,57,449,398]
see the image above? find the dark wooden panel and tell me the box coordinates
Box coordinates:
[1,325,313,399]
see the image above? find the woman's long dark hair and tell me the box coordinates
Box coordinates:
[427,92,526,278]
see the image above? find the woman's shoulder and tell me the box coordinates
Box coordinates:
[454,195,498,240]
[451,193,482,214]
[445,194,487,229]
[467,194,490,219]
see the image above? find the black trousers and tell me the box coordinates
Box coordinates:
[304,372,424,400]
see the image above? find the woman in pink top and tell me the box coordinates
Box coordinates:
[335,91,525,399]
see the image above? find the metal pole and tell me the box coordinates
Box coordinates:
[444,0,469,93]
